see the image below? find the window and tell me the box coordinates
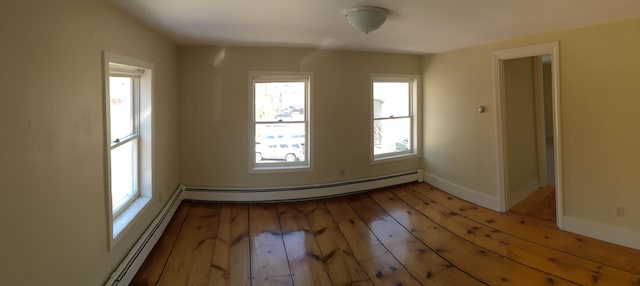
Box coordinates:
[109,75,140,217]
[372,75,418,161]
[250,73,311,171]
[104,52,153,247]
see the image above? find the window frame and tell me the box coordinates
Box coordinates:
[249,72,312,172]
[370,74,420,163]
[103,52,154,248]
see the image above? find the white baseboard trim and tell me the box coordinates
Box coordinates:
[507,179,540,209]
[105,184,186,286]
[562,216,640,251]
[424,172,502,211]
[183,170,422,202]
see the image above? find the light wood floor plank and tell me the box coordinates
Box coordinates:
[298,200,372,286]
[528,188,556,222]
[323,199,388,261]
[510,186,554,215]
[249,204,293,286]
[130,201,192,286]
[325,198,421,286]
[208,204,251,286]
[277,203,333,286]
[348,194,486,286]
[509,186,557,226]
[371,189,577,285]
[391,187,640,285]
[156,203,220,286]
[413,183,640,275]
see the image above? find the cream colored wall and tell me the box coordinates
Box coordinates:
[179,47,422,188]
[503,57,539,199]
[543,62,554,138]
[0,0,179,285]
[423,17,640,231]
[422,48,499,196]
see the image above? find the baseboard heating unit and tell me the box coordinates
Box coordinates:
[182,170,423,202]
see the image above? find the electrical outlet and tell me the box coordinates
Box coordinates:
[616,206,625,218]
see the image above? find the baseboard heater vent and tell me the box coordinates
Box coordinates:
[105,185,185,286]
[183,170,424,202]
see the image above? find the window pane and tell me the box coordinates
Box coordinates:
[109,76,134,141]
[255,123,306,163]
[255,81,305,122]
[374,118,410,155]
[111,140,137,212]
[373,82,409,118]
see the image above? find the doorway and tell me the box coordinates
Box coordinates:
[493,43,563,228]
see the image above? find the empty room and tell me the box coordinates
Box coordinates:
[2,0,640,285]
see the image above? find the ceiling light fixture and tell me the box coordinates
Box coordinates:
[345,6,389,34]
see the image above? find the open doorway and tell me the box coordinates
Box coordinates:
[493,43,563,228]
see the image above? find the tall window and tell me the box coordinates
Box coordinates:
[372,75,418,161]
[250,73,311,171]
[109,74,140,215]
[104,52,153,246]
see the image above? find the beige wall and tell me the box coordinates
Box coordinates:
[543,62,554,138]
[503,57,539,200]
[0,0,179,285]
[423,17,640,231]
[422,48,499,196]
[179,47,422,188]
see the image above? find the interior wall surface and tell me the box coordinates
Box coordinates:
[179,47,422,188]
[423,17,640,232]
[0,0,179,284]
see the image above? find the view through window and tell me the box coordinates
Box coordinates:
[252,74,310,169]
[373,76,417,160]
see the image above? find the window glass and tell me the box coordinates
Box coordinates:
[373,82,409,118]
[109,77,134,141]
[374,117,411,155]
[110,139,137,213]
[255,81,305,123]
[255,122,306,163]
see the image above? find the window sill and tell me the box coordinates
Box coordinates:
[112,196,151,244]
[372,151,418,164]
[251,164,312,174]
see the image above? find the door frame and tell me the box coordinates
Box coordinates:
[492,42,563,228]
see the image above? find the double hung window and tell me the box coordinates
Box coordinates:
[109,72,141,216]
[372,75,418,161]
[104,52,153,246]
[250,73,311,171]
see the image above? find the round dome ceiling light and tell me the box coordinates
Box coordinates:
[345,6,389,34]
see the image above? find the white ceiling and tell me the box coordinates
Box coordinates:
[111,0,640,54]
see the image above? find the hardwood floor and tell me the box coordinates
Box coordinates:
[131,183,640,285]
[509,186,557,228]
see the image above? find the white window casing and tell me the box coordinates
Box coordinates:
[103,52,154,249]
[249,72,312,172]
[371,74,420,163]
